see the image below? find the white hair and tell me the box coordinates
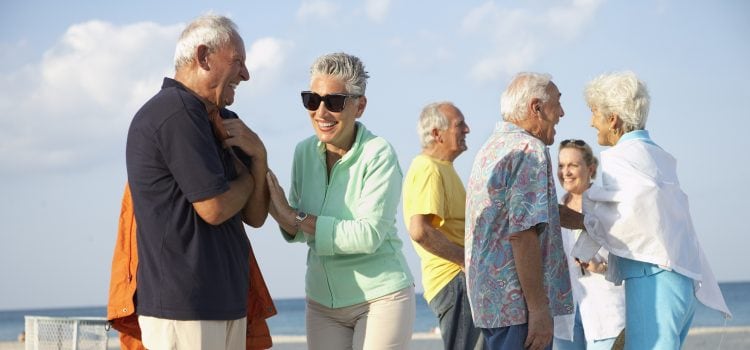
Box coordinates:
[500,72,553,122]
[417,102,453,148]
[173,14,239,70]
[310,52,369,95]
[584,71,650,132]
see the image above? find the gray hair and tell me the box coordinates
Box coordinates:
[417,102,454,148]
[584,71,650,132]
[310,52,369,95]
[173,14,239,70]
[500,72,553,122]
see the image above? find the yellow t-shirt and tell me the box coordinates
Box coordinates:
[402,154,466,302]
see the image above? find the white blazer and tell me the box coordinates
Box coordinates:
[581,137,731,318]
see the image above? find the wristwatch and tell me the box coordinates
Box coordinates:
[294,210,308,229]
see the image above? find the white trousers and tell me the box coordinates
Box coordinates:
[138,315,246,350]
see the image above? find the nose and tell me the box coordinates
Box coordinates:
[312,100,330,117]
[240,62,250,81]
[464,123,471,134]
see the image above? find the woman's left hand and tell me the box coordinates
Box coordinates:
[585,260,608,274]
[266,170,295,228]
[576,259,608,275]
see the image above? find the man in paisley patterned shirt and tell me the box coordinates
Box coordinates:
[465,72,573,350]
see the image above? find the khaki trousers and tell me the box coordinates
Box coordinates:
[138,315,246,350]
[306,286,416,350]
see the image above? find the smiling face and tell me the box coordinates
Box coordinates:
[535,82,565,145]
[557,147,595,195]
[435,104,470,161]
[590,107,617,146]
[205,34,249,108]
[308,75,366,154]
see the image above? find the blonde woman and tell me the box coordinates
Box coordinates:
[554,139,625,350]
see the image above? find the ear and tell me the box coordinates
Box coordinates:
[354,96,367,118]
[431,128,442,143]
[530,98,543,117]
[587,163,596,177]
[196,45,210,70]
[608,113,622,129]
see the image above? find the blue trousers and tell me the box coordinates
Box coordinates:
[621,260,697,350]
[552,307,617,350]
[482,323,551,350]
[428,272,484,350]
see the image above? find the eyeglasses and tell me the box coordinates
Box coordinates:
[560,139,587,147]
[301,91,361,113]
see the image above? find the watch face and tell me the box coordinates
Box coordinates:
[295,211,307,221]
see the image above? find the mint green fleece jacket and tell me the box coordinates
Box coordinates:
[283,122,414,308]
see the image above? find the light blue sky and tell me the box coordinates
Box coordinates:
[1,0,748,310]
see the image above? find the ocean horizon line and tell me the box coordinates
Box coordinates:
[2,326,749,340]
[0,294,425,313]
[3,279,750,312]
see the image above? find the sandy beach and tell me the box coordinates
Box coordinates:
[1,327,747,349]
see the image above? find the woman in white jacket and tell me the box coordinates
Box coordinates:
[554,139,625,350]
[559,71,731,349]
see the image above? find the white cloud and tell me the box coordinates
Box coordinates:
[365,0,391,22]
[243,37,293,92]
[0,20,287,175]
[462,0,603,82]
[547,0,602,40]
[462,2,502,33]
[296,0,339,21]
[295,0,389,24]
[0,20,180,175]
[470,42,540,81]
[37,20,180,114]
[247,37,289,72]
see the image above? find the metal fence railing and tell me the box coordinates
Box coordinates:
[24,316,108,350]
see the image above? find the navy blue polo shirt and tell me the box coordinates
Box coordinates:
[126,78,249,320]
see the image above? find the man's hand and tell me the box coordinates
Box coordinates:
[525,308,553,350]
[223,119,267,163]
[218,117,270,227]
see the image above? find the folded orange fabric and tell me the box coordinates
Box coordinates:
[106,184,276,349]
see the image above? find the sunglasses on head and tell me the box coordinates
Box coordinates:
[561,139,587,147]
[301,91,361,113]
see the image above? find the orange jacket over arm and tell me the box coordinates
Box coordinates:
[106,184,277,350]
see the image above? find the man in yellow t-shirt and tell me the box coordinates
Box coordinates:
[403,102,483,350]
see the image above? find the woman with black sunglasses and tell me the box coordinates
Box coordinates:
[553,139,625,350]
[559,71,731,349]
[266,52,415,349]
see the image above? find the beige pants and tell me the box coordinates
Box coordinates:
[138,315,246,350]
[306,286,416,350]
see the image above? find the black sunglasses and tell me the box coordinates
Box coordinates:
[301,91,361,113]
[561,139,587,147]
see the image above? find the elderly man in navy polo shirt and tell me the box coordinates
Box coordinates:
[125,14,269,350]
